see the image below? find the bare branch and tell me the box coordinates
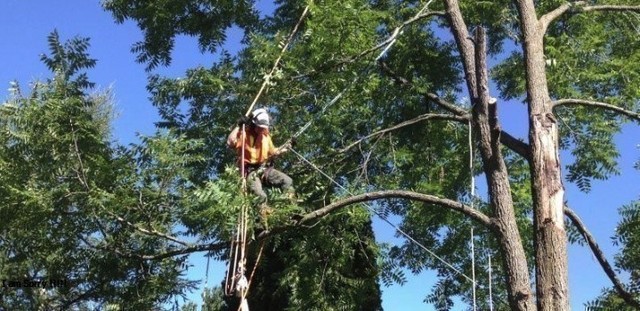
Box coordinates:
[82,230,229,261]
[292,10,445,80]
[540,1,640,33]
[377,60,469,116]
[138,241,228,260]
[580,4,640,13]
[106,210,189,246]
[378,60,533,161]
[338,113,468,153]
[553,99,640,122]
[500,131,531,161]
[564,206,640,309]
[295,190,493,228]
[77,233,141,260]
[540,1,580,33]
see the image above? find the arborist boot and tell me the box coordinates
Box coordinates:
[286,191,304,204]
[258,203,273,231]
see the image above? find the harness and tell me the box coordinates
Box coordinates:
[244,162,274,181]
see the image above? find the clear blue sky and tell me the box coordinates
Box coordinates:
[1,1,638,310]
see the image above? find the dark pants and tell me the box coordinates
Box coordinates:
[247,167,293,203]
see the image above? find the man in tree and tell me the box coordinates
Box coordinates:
[227,107,294,227]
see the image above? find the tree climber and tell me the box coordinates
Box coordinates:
[227,108,294,228]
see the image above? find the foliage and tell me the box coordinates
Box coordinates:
[102,0,260,69]
[101,0,640,310]
[0,32,197,310]
[586,200,640,310]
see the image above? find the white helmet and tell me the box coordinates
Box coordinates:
[251,108,270,128]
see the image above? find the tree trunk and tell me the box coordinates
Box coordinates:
[514,0,570,310]
[472,27,535,311]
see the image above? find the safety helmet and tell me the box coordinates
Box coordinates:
[251,108,270,128]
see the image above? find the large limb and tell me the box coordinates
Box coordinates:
[553,99,640,122]
[114,190,492,260]
[514,0,570,308]
[471,27,535,311]
[540,1,640,33]
[444,0,477,98]
[564,206,640,309]
[293,189,492,227]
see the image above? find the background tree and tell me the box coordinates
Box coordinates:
[586,198,640,310]
[101,0,640,310]
[0,31,199,310]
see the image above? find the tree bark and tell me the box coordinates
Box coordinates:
[514,0,569,310]
[472,27,535,311]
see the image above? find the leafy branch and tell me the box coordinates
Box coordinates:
[564,206,640,309]
[553,99,640,122]
[338,113,468,153]
[291,8,445,80]
[377,59,532,161]
[112,190,492,262]
[540,1,640,33]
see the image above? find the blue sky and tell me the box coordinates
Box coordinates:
[1,1,638,310]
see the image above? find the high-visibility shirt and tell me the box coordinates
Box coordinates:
[233,128,276,165]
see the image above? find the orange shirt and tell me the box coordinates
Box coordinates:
[233,127,276,165]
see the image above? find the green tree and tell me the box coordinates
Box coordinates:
[585,199,640,310]
[103,1,640,310]
[0,31,197,310]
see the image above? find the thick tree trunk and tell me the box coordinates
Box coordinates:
[472,28,535,311]
[514,0,570,310]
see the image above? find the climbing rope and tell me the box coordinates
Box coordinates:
[224,4,311,308]
[236,240,266,311]
[468,120,477,311]
[488,252,494,311]
[244,5,311,117]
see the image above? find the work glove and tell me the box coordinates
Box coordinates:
[237,115,251,126]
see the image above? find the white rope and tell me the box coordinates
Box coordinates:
[488,253,494,311]
[292,77,359,139]
[468,120,477,311]
[290,147,476,283]
[375,0,435,61]
[244,5,311,116]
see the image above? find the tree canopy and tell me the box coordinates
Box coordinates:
[1,0,639,310]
